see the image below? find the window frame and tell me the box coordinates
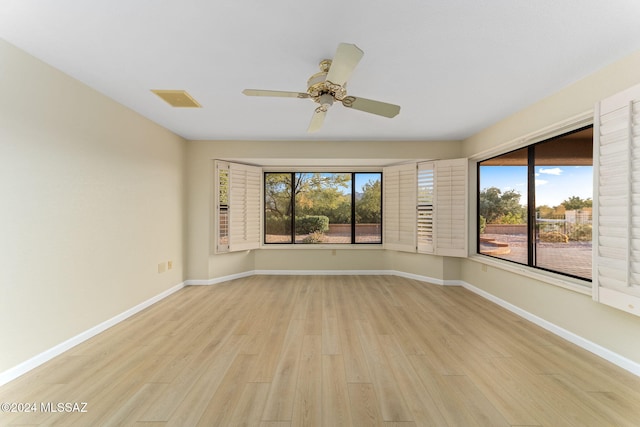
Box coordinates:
[476,125,594,282]
[263,170,383,246]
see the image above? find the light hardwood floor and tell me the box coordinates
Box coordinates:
[1,275,640,426]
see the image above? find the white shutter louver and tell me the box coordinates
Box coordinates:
[593,83,640,317]
[215,161,230,253]
[434,158,468,257]
[383,163,417,252]
[417,162,435,253]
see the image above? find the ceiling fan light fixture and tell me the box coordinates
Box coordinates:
[242,42,400,132]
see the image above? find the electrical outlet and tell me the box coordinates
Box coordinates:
[331,249,336,256]
[167,260,173,270]
[481,264,487,272]
[158,262,167,273]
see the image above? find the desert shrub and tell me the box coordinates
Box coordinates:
[302,231,326,243]
[539,231,569,243]
[265,215,290,234]
[296,215,329,234]
[479,215,486,234]
[568,223,592,241]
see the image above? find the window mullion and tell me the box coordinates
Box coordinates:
[527,146,536,267]
[290,172,296,243]
[351,173,356,244]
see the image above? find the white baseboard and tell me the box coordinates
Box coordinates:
[197,269,451,286]
[0,282,185,387]
[185,270,254,286]
[460,281,640,377]
[387,270,463,286]
[254,269,392,276]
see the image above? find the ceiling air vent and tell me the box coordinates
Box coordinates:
[151,89,202,108]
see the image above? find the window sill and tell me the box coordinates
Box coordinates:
[260,244,383,250]
[468,254,592,296]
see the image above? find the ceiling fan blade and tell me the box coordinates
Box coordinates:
[242,89,310,98]
[326,43,364,86]
[307,107,327,133]
[342,96,400,118]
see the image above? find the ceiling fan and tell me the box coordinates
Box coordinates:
[242,43,401,132]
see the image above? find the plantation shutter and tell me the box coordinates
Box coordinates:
[593,83,640,317]
[433,158,468,257]
[417,162,435,253]
[228,162,262,252]
[383,163,417,252]
[215,161,231,253]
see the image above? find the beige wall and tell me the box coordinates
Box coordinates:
[254,249,388,272]
[461,48,640,364]
[463,49,640,157]
[0,40,187,372]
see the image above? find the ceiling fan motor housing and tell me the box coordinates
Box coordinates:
[307,60,347,104]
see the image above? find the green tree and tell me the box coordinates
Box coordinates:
[265,173,293,218]
[561,196,592,210]
[479,187,526,224]
[356,179,382,223]
[295,173,351,224]
[265,173,353,224]
[536,204,554,219]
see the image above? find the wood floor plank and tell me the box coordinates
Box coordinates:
[443,375,511,427]
[262,319,305,421]
[303,278,323,335]
[335,279,371,383]
[291,278,314,321]
[459,356,548,426]
[195,354,258,426]
[95,382,166,427]
[494,356,616,427]
[2,275,640,426]
[384,423,417,427]
[322,278,343,355]
[584,390,640,427]
[227,382,271,427]
[142,333,246,423]
[338,324,371,384]
[378,334,449,426]
[249,281,298,382]
[348,383,384,427]
[322,354,353,427]
[291,334,322,427]
[356,320,413,422]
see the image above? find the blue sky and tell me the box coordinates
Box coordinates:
[308,172,380,194]
[355,173,381,193]
[480,165,593,207]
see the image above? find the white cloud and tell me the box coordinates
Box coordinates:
[535,179,548,186]
[538,167,563,176]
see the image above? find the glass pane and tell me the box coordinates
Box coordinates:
[355,173,382,243]
[294,173,352,244]
[534,127,593,279]
[264,173,292,243]
[478,148,528,264]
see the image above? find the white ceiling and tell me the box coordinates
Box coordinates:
[1,1,640,142]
